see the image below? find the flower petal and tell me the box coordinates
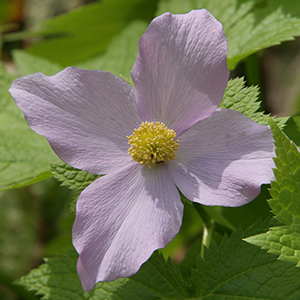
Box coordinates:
[131,9,229,135]
[168,109,275,207]
[9,67,141,174]
[72,161,183,292]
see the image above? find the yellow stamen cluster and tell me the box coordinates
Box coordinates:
[127,122,179,168]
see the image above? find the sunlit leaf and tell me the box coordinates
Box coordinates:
[157,0,300,70]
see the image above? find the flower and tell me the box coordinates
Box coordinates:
[9,9,275,292]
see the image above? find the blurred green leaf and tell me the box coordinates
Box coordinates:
[2,30,45,43]
[203,206,236,231]
[157,0,300,70]
[220,77,288,127]
[26,0,158,66]
[77,20,148,81]
[13,50,63,76]
[0,65,57,191]
[283,115,300,146]
[0,190,36,278]
[0,0,13,24]
[17,227,300,299]
[0,186,40,300]
[245,119,300,267]
[293,116,300,135]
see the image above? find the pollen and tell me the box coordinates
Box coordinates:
[127,122,179,168]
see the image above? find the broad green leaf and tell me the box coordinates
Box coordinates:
[26,0,158,66]
[0,65,57,190]
[16,227,300,299]
[245,119,300,267]
[220,77,287,128]
[50,162,100,192]
[157,0,300,70]
[77,20,148,82]
[12,50,63,76]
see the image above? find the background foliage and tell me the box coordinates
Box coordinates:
[1,0,300,299]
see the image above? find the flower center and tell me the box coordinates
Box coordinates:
[127,122,179,168]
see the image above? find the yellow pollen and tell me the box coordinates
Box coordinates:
[127,122,179,168]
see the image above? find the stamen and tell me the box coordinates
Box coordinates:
[127,122,179,168]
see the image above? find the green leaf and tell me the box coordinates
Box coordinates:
[157,0,300,70]
[0,0,12,24]
[246,225,300,266]
[245,119,300,267]
[17,228,300,299]
[50,162,100,192]
[0,190,37,279]
[16,249,189,300]
[12,50,63,76]
[220,77,261,119]
[203,206,236,232]
[0,65,57,191]
[220,77,287,128]
[77,20,148,82]
[50,162,101,214]
[283,115,300,146]
[192,228,300,299]
[267,119,300,225]
[26,0,158,66]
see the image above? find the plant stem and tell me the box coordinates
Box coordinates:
[193,203,215,258]
[201,219,214,258]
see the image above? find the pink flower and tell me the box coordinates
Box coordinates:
[9,10,275,292]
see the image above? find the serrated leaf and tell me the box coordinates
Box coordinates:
[157,0,300,70]
[0,65,57,191]
[193,228,300,299]
[245,119,300,267]
[50,162,100,192]
[220,77,287,128]
[220,77,261,118]
[246,224,300,266]
[16,249,189,300]
[267,119,300,225]
[17,228,300,299]
[26,0,158,66]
